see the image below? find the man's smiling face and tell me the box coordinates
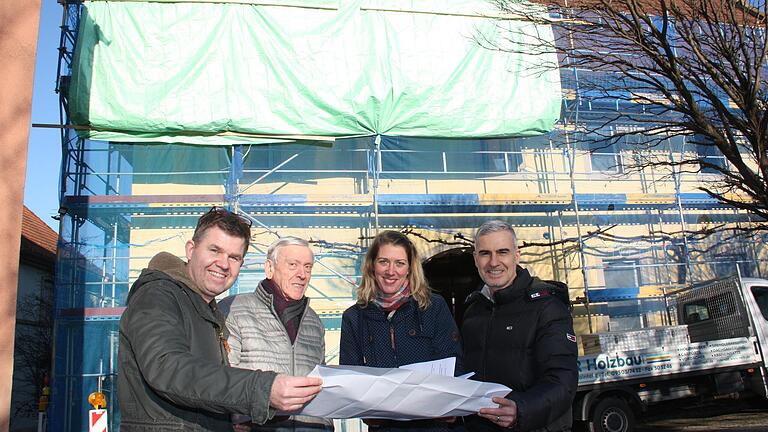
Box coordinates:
[265,244,314,301]
[473,230,520,292]
[185,226,246,302]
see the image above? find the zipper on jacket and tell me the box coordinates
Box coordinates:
[386,310,398,364]
[217,327,229,366]
[481,302,495,379]
[389,323,399,365]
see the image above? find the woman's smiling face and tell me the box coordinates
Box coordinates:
[373,244,410,296]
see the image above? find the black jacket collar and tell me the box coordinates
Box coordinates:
[492,266,533,305]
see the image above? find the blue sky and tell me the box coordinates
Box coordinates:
[25,1,64,230]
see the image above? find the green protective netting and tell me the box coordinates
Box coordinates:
[70,0,562,143]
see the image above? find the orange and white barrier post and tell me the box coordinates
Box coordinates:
[87,382,108,432]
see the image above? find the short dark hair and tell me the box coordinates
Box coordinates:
[192,207,252,254]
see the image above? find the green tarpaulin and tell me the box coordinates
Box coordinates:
[70,0,561,143]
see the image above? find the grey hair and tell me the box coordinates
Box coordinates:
[266,236,313,262]
[474,220,518,244]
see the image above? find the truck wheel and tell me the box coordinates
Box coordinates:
[589,397,634,432]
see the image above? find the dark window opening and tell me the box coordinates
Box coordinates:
[751,286,768,321]
[682,291,737,324]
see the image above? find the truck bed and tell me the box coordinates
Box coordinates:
[577,336,761,387]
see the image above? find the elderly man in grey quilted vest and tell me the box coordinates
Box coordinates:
[220,236,333,432]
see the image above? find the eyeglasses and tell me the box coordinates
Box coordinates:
[199,206,253,229]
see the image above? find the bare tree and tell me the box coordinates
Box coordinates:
[489,0,768,221]
[12,293,53,418]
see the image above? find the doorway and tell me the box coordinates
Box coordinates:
[423,247,483,327]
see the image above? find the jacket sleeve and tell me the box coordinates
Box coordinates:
[429,296,464,375]
[339,307,363,365]
[507,299,578,431]
[121,282,277,423]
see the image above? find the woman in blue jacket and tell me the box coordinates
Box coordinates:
[339,230,463,432]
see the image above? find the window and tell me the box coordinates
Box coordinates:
[380,149,443,173]
[444,143,524,173]
[382,137,528,174]
[117,142,228,187]
[690,135,727,174]
[751,286,768,321]
[591,143,621,173]
[582,135,622,173]
[445,151,508,173]
[712,253,751,279]
[683,301,710,323]
[243,142,368,172]
[604,259,640,288]
[682,292,738,324]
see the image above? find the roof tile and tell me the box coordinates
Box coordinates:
[21,206,57,255]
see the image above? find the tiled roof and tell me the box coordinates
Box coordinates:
[20,206,58,265]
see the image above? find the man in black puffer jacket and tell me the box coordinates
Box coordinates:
[462,220,578,432]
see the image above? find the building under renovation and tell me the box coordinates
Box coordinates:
[51,0,767,430]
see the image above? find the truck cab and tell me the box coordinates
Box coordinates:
[738,278,768,383]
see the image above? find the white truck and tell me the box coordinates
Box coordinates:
[573,275,768,432]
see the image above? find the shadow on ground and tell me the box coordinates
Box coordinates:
[571,398,768,432]
[636,398,768,431]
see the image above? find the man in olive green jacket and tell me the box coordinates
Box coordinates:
[118,208,322,431]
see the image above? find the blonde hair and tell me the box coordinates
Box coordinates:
[356,230,432,309]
